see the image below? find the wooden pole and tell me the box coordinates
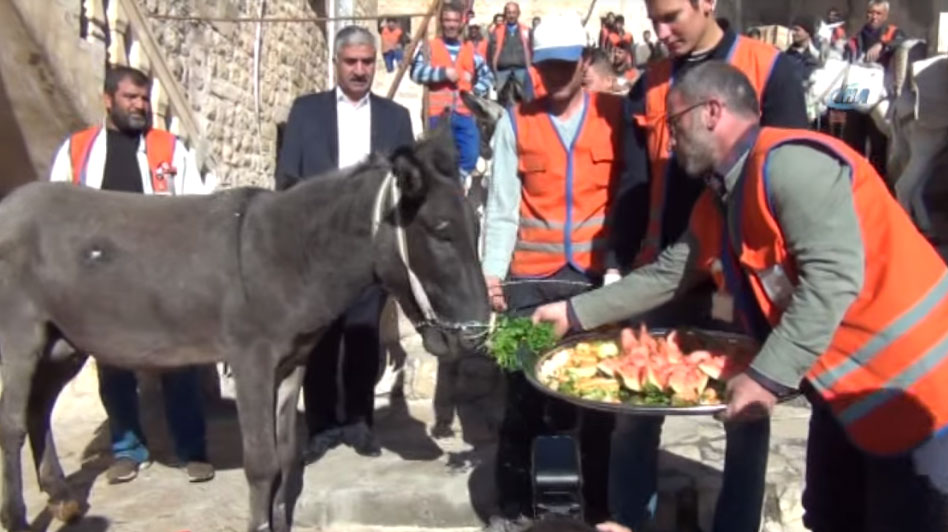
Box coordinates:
[582,0,599,27]
[386,0,443,101]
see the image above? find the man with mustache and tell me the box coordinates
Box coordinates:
[277,25,414,462]
[604,0,808,530]
[534,60,948,532]
[48,66,214,484]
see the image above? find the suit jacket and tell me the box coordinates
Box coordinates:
[275,90,415,190]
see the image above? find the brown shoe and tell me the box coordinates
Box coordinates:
[106,458,140,484]
[186,461,215,483]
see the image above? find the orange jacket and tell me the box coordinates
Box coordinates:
[689,127,948,455]
[528,65,547,99]
[471,38,488,59]
[634,35,779,266]
[69,126,177,194]
[509,92,623,277]
[381,26,403,53]
[847,24,899,59]
[426,38,476,117]
[609,31,633,47]
[492,23,531,71]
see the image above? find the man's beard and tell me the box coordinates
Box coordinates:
[111,107,149,133]
[676,130,716,177]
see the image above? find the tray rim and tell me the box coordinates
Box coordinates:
[522,327,765,416]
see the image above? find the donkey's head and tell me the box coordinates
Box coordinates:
[461,90,507,161]
[372,122,490,358]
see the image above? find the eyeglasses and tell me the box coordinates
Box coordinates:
[665,100,711,133]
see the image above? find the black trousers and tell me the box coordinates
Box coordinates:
[303,285,384,435]
[495,267,614,523]
[801,382,948,532]
[843,110,889,181]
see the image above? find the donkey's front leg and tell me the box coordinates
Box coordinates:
[232,366,281,532]
[273,366,305,528]
[0,323,46,532]
[28,355,88,524]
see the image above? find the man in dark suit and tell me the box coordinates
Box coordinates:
[276,25,414,460]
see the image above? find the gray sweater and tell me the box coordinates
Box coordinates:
[570,141,866,389]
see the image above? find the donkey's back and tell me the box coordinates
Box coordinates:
[0,181,262,368]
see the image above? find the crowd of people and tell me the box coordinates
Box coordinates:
[48,0,948,531]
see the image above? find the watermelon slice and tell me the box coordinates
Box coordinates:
[620,328,639,354]
[616,365,645,392]
[697,352,750,381]
[597,357,623,377]
[698,357,725,380]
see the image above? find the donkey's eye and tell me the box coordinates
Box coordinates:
[433,220,452,238]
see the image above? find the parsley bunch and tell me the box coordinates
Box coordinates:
[488,316,557,371]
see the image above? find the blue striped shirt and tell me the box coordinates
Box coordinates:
[410,38,494,96]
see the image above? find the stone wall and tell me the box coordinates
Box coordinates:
[140,0,372,189]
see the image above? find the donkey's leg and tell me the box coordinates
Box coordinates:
[28,352,88,523]
[0,321,46,532]
[273,366,305,529]
[232,364,280,532]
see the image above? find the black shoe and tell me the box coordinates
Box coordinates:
[431,421,456,439]
[303,427,342,464]
[342,422,382,457]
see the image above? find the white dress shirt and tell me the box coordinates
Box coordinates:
[336,87,373,169]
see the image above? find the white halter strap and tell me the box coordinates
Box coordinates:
[372,172,437,323]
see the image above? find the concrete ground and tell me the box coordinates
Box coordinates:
[8,358,810,532]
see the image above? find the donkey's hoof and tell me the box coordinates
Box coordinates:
[49,499,83,523]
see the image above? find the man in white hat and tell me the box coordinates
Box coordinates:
[481,14,627,526]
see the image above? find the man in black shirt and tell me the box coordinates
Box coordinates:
[606,1,808,530]
[49,66,213,484]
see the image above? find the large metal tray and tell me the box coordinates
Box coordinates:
[521,328,760,416]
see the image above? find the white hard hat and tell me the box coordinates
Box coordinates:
[532,14,586,64]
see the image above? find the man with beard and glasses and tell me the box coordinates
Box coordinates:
[534,60,948,532]
[49,66,215,484]
[277,25,414,462]
[603,0,808,530]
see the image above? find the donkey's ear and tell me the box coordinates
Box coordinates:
[460,90,489,122]
[391,149,428,201]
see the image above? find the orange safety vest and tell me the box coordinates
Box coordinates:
[609,31,633,47]
[528,65,547,99]
[509,92,623,277]
[381,26,403,53]
[689,127,948,455]
[847,24,899,59]
[492,23,532,70]
[633,35,779,266]
[69,126,177,194]
[426,38,476,117]
[472,38,488,59]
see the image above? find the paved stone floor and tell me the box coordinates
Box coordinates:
[7,358,811,532]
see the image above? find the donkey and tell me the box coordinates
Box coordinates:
[0,125,490,532]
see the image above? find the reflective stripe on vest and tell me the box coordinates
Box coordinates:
[427,38,475,117]
[509,92,622,277]
[68,126,177,194]
[634,36,779,267]
[689,127,948,455]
